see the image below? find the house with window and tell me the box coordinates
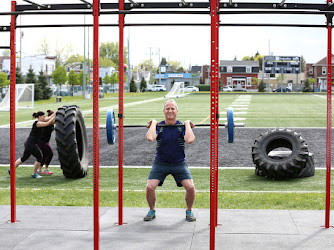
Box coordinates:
[220,60,259,91]
[305,55,334,91]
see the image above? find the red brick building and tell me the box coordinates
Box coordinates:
[305,55,334,91]
[220,60,259,91]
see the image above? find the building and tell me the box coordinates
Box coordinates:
[305,55,334,92]
[2,55,56,76]
[154,73,200,90]
[220,60,259,91]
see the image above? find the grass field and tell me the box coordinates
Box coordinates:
[0,92,333,209]
[0,167,332,210]
[0,92,330,127]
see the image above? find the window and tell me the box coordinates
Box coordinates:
[247,77,252,86]
[227,66,232,73]
[322,66,327,75]
[246,67,251,73]
[309,67,313,75]
[227,77,232,85]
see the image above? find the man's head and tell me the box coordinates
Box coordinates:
[163,99,178,122]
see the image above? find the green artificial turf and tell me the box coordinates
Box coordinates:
[0,167,332,210]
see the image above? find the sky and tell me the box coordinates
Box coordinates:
[0,0,331,69]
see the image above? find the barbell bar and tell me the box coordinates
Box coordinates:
[105,107,244,145]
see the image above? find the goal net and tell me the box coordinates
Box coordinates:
[0,84,34,111]
[164,81,185,98]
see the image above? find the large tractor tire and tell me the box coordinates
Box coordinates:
[252,128,310,179]
[55,105,89,178]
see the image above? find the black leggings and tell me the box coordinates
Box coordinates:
[37,142,53,166]
[21,141,43,164]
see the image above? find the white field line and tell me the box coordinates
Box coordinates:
[313,94,326,99]
[0,164,330,170]
[0,97,165,128]
[0,187,326,193]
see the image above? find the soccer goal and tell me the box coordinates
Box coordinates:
[164,81,185,98]
[0,84,34,111]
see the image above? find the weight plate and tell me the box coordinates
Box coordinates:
[227,107,234,143]
[106,109,116,145]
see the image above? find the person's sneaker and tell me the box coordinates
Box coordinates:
[8,169,10,176]
[186,210,196,222]
[43,169,53,175]
[31,173,42,178]
[37,170,45,175]
[143,210,156,221]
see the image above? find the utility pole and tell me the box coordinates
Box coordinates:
[128,37,131,91]
[149,47,152,85]
[83,12,86,98]
[159,48,161,85]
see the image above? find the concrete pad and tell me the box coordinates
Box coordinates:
[196,209,300,234]
[1,205,334,249]
[101,207,197,233]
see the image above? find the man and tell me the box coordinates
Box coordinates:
[144,99,196,222]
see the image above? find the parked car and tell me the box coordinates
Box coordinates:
[273,87,291,92]
[152,85,166,92]
[54,89,70,96]
[183,86,199,92]
[222,86,233,92]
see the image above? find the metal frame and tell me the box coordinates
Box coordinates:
[4,1,334,249]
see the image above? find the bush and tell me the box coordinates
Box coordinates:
[130,76,137,92]
[198,85,210,91]
[258,80,266,92]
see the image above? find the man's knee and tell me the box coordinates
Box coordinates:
[146,179,160,192]
[181,179,195,192]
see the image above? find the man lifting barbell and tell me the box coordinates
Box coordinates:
[144,99,197,222]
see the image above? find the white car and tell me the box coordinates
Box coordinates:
[222,86,233,92]
[183,86,199,92]
[152,85,166,92]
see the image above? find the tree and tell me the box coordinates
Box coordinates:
[110,72,118,84]
[0,72,9,97]
[303,78,315,92]
[99,42,128,65]
[103,74,111,85]
[78,70,90,86]
[130,76,137,92]
[140,77,147,92]
[38,36,50,55]
[68,70,79,96]
[52,66,67,88]
[300,56,306,72]
[26,67,37,83]
[258,80,266,92]
[99,57,116,67]
[16,67,25,84]
[37,70,52,100]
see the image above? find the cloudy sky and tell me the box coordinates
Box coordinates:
[0,0,330,68]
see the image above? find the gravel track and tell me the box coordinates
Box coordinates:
[0,127,332,168]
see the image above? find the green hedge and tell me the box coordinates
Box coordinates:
[198,85,210,91]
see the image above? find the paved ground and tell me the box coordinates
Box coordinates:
[0,205,333,249]
[0,128,332,168]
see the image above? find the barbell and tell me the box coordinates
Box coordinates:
[105,107,244,145]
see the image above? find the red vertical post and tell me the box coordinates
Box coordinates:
[214,2,220,227]
[118,0,125,226]
[325,10,332,229]
[10,1,17,224]
[210,0,219,248]
[93,0,100,249]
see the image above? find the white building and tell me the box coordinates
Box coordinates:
[3,55,56,76]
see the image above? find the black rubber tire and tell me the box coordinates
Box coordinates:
[297,153,315,178]
[55,105,89,178]
[252,128,309,179]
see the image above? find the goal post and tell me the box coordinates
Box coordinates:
[0,84,34,111]
[164,81,185,98]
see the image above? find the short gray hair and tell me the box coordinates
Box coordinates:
[163,99,178,110]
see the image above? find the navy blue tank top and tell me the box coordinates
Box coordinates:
[154,120,186,164]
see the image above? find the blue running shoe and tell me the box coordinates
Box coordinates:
[186,210,196,222]
[143,210,156,221]
[31,173,42,179]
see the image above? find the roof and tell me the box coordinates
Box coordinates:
[220,60,259,67]
[313,54,334,66]
[190,66,201,73]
